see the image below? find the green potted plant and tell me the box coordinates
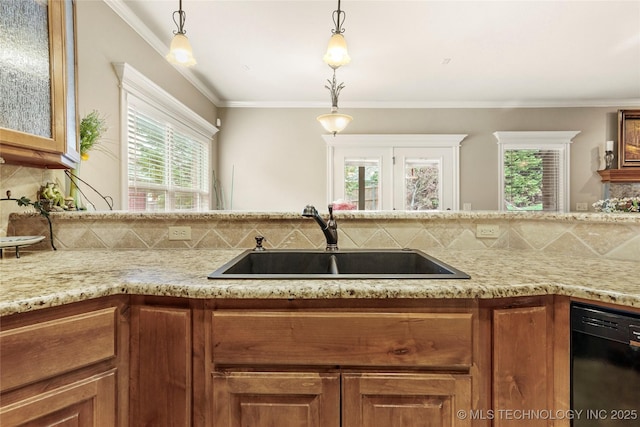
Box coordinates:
[69,111,108,208]
[79,110,108,161]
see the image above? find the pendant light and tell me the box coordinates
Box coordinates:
[317,69,352,135]
[323,0,350,68]
[166,0,197,66]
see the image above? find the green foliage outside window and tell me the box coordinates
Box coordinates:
[504,149,543,210]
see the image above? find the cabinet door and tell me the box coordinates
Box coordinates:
[343,373,471,427]
[213,372,340,427]
[493,305,550,427]
[0,371,116,426]
[130,306,192,426]
[0,0,79,169]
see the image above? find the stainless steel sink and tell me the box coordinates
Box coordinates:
[207,249,470,279]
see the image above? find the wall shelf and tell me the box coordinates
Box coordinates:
[597,169,640,183]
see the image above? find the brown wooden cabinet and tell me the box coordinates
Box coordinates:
[0,297,127,427]
[210,306,475,427]
[0,294,578,427]
[129,305,192,427]
[213,371,340,427]
[1,371,116,426]
[488,296,569,427]
[0,0,80,169]
[343,372,471,427]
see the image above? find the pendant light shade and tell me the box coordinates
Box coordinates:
[166,0,196,67]
[323,33,350,69]
[317,109,353,135]
[166,33,196,66]
[317,69,351,135]
[323,0,349,69]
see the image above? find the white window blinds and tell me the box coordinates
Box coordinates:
[114,63,218,212]
[127,99,209,211]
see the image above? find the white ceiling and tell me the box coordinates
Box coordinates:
[113,0,640,108]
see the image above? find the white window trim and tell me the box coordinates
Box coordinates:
[113,62,219,208]
[494,131,580,213]
[323,134,466,210]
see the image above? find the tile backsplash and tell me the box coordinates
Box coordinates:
[7,211,640,262]
[0,164,64,237]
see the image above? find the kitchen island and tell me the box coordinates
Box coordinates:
[1,248,638,315]
[2,211,639,427]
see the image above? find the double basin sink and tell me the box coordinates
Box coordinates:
[208,248,469,279]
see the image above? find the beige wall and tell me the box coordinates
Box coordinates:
[217,106,634,211]
[2,1,637,230]
[1,0,218,234]
[74,0,218,210]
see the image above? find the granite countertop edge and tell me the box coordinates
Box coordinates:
[9,210,640,223]
[2,249,638,316]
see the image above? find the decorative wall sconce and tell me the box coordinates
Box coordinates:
[166,0,196,66]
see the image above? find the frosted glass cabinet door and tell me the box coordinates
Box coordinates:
[0,0,79,168]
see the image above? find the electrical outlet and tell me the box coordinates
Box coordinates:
[169,226,192,241]
[463,203,472,211]
[476,224,499,238]
[576,202,588,211]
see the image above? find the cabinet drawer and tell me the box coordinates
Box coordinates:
[212,311,472,368]
[0,308,117,392]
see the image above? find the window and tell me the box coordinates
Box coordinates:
[403,157,440,210]
[325,135,466,211]
[114,63,218,211]
[495,131,579,212]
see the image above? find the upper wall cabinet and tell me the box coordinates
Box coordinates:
[0,0,79,169]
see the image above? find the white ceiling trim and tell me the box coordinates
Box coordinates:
[220,98,640,109]
[103,0,221,106]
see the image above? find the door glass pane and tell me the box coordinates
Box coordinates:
[404,158,440,210]
[341,159,379,210]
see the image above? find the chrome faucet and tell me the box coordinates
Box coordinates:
[302,204,338,251]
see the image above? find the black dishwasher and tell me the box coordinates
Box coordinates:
[571,303,640,426]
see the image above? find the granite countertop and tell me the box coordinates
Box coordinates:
[1,248,638,316]
[18,209,640,223]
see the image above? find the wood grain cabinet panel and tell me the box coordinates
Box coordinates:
[213,371,340,427]
[212,311,472,368]
[0,370,116,427]
[130,306,192,427]
[343,373,472,427]
[342,373,471,427]
[0,307,117,392]
[493,305,550,427]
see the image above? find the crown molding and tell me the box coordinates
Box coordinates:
[220,98,640,109]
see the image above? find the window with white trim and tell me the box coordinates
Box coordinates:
[114,63,218,211]
[324,134,466,211]
[494,131,579,213]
